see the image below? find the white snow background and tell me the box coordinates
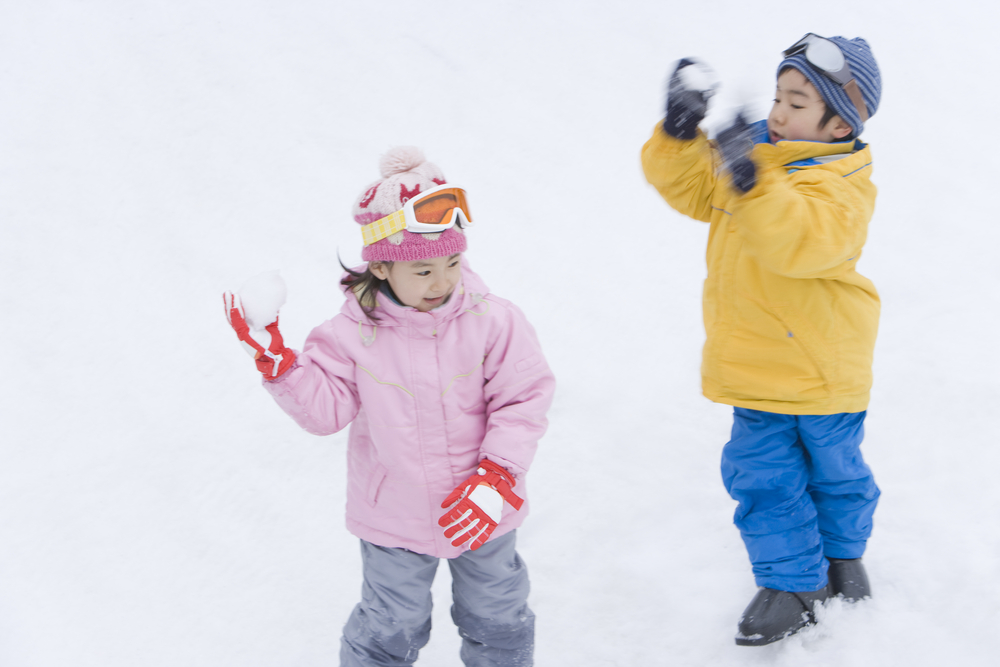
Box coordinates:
[2,1,998,665]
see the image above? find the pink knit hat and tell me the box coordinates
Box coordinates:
[353,146,468,262]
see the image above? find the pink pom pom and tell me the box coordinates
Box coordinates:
[379,146,426,177]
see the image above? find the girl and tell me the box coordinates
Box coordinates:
[223,146,555,667]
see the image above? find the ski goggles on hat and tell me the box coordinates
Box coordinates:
[361,184,473,246]
[783,33,869,123]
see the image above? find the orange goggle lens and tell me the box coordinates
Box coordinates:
[412,187,472,226]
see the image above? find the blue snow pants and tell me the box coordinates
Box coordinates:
[721,408,880,592]
[340,530,534,667]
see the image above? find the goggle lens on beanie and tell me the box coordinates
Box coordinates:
[783,33,869,123]
[361,184,473,247]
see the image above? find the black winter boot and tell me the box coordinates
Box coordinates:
[827,558,870,602]
[735,586,829,646]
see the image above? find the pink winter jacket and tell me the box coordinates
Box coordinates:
[263,263,555,558]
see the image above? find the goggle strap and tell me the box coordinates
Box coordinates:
[361,209,407,246]
[360,186,471,246]
[843,79,869,123]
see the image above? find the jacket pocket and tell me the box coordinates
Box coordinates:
[717,294,835,402]
[770,303,838,392]
[366,463,388,507]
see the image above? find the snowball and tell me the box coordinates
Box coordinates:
[379,146,425,177]
[677,59,719,94]
[237,270,287,330]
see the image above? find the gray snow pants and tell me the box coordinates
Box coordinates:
[340,530,534,667]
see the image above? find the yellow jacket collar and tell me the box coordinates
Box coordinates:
[755,137,856,162]
[753,139,870,176]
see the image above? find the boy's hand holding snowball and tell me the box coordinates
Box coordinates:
[223,271,296,379]
[663,58,758,194]
[663,58,718,140]
[438,460,524,551]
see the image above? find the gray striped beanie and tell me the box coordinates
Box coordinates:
[778,36,881,137]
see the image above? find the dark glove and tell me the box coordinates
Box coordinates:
[663,58,717,140]
[716,111,757,193]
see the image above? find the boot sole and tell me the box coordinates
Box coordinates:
[735,624,811,646]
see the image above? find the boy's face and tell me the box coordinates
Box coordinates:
[767,68,852,143]
[371,253,463,312]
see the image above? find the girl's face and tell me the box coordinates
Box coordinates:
[371,253,463,312]
[767,68,852,143]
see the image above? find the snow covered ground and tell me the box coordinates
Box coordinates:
[2,1,998,665]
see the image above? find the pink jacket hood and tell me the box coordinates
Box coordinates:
[264,263,555,558]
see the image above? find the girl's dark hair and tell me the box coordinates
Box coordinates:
[340,258,392,322]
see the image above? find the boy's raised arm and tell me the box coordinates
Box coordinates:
[641,128,720,223]
[641,59,722,223]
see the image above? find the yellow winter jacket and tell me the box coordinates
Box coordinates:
[641,124,879,415]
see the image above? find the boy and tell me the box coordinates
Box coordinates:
[641,35,882,646]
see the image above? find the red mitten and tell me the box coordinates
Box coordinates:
[438,460,524,550]
[223,291,296,379]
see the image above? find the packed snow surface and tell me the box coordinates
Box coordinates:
[2,2,998,667]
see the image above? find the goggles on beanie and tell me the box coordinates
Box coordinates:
[783,33,869,123]
[361,184,473,247]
